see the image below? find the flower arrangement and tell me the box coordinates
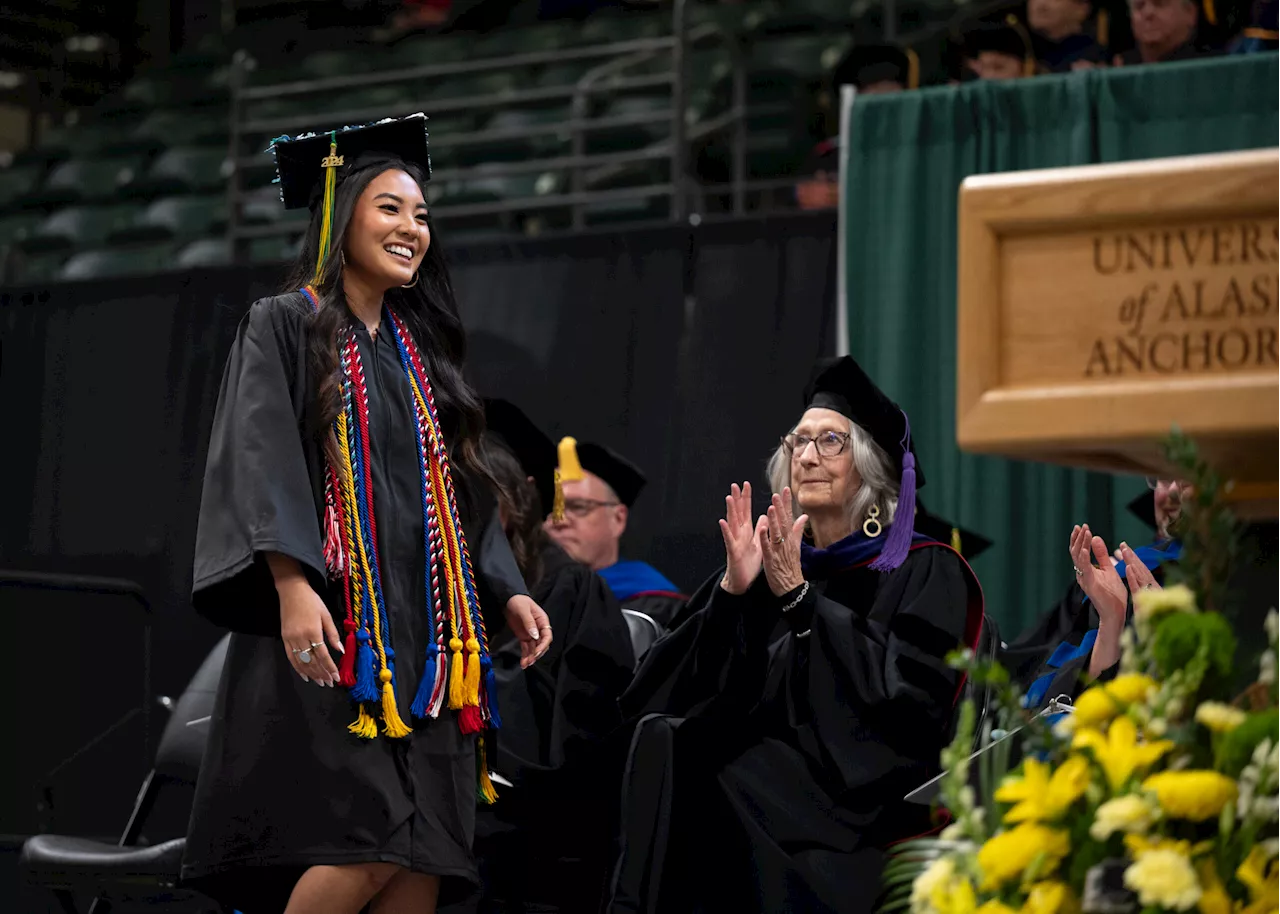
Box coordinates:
[888,434,1279,914]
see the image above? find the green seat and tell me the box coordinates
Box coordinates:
[24,204,142,251]
[330,86,413,119]
[382,33,471,69]
[113,195,228,243]
[59,243,177,281]
[11,251,69,284]
[240,184,291,225]
[431,170,565,236]
[134,147,228,195]
[35,155,147,205]
[176,237,232,268]
[433,72,518,104]
[586,95,670,155]
[461,108,569,165]
[298,48,376,79]
[580,11,669,45]
[0,165,44,208]
[0,213,41,247]
[748,33,850,80]
[582,195,668,226]
[536,61,595,89]
[248,233,302,264]
[110,109,229,154]
[476,20,578,57]
[752,0,854,32]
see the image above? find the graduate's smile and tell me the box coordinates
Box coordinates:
[384,242,415,264]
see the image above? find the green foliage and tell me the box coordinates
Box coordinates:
[1160,429,1241,617]
[1152,611,1237,695]
[1219,708,1280,778]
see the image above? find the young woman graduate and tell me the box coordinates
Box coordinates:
[182,114,553,914]
[605,356,985,914]
[468,398,637,912]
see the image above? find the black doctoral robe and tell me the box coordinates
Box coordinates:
[182,292,528,913]
[467,540,636,911]
[606,543,983,914]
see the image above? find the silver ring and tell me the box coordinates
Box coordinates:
[309,641,324,650]
[298,649,312,664]
[775,536,785,545]
[1074,567,1083,577]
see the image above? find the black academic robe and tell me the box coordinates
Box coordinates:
[181,292,527,913]
[606,545,983,914]
[469,541,636,911]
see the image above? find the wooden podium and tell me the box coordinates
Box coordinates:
[956,149,1279,518]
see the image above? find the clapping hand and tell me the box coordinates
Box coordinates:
[719,482,764,595]
[1069,524,1159,631]
[760,488,808,597]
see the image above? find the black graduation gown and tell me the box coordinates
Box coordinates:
[181,292,527,913]
[469,541,636,911]
[607,545,983,914]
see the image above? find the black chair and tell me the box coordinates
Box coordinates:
[21,635,231,914]
[621,608,663,666]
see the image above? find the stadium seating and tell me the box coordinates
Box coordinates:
[0,0,974,282]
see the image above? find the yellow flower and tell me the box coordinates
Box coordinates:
[1107,674,1159,706]
[1089,793,1159,841]
[1197,859,1233,914]
[1022,881,1076,914]
[1142,770,1238,822]
[977,903,1019,914]
[996,755,1091,823]
[1073,716,1174,792]
[1236,845,1280,914]
[1133,583,1197,620]
[912,858,977,914]
[977,824,1070,891]
[1124,848,1202,911]
[1072,675,1158,728]
[1194,701,1247,733]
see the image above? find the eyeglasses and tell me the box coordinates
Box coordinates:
[782,431,852,459]
[1145,478,1185,491]
[561,498,620,519]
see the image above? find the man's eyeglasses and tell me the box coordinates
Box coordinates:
[782,431,852,459]
[561,498,620,519]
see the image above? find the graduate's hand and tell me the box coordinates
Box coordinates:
[760,488,808,597]
[719,482,763,595]
[1069,524,1128,631]
[278,577,343,686]
[506,595,553,669]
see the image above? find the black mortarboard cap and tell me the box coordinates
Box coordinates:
[558,438,647,508]
[914,501,994,561]
[484,399,557,516]
[833,44,919,90]
[271,113,432,211]
[1127,490,1157,531]
[802,356,925,488]
[803,356,922,571]
[964,19,1035,64]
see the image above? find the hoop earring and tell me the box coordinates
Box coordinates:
[862,504,882,539]
[401,272,419,289]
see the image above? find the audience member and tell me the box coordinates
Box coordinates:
[1115,0,1203,63]
[1228,0,1279,50]
[1027,0,1109,70]
[963,20,1038,79]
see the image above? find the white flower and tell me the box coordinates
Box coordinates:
[911,857,954,914]
[1091,794,1159,841]
[1133,583,1196,621]
[1195,702,1247,733]
[1147,717,1169,738]
[1123,849,1202,911]
[1260,649,1277,688]
[1265,609,1278,646]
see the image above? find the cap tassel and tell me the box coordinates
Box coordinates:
[552,468,566,523]
[347,704,379,739]
[447,636,465,709]
[870,413,916,573]
[379,669,413,738]
[312,131,340,285]
[951,526,963,555]
[553,438,584,523]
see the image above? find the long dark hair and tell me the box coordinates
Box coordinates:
[283,158,487,482]
[483,439,549,590]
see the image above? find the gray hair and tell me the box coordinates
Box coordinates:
[766,415,899,535]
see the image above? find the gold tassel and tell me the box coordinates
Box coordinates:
[477,736,499,805]
[552,468,566,523]
[1097,9,1110,49]
[448,636,465,709]
[464,638,481,706]
[347,705,378,739]
[379,670,413,738]
[904,47,920,90]
[951,527,963,555]
[313,132,343,285]
[556,437,584,482]
[1202,0,1217,25]
[1005,14,1038,76]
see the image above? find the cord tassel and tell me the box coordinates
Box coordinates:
[447,637,466,709]
[410,644,439,719]
[428,648,447,718]
[352,632,378,703]
[482,656,502,729]
[379,670,413,738]
[347,704,378,739]
[477,735,499,805]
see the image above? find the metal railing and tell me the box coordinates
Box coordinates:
[226,0,756,254]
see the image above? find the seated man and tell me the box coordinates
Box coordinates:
[962,19,1037,79]
[1115,0,1204,64]
[545,437,688,627]
[1003,478,1186,710]
[1027,0,1109,70]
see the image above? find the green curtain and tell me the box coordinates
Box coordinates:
[841,53,1278,638]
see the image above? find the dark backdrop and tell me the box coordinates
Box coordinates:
[0,212,837,847]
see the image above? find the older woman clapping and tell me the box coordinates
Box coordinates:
[607,356,985,914]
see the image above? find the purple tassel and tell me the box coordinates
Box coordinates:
[870,413,917,573]
[410,644,438,719]
[351,631,378,703]
[481,656,502,729]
